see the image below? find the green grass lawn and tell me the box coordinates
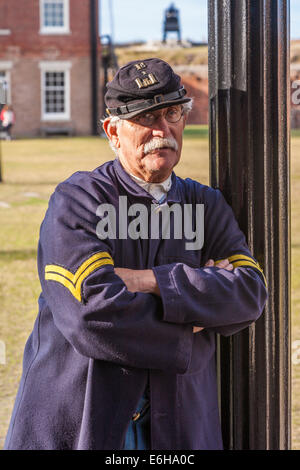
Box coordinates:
[0,127,299,449]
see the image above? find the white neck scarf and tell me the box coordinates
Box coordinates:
[128,172,172,203]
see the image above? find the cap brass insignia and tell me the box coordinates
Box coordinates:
[134,62,147,70]
[135,73,159,89]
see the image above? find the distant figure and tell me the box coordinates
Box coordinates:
[0,105,15,140]
[163,3,181,43]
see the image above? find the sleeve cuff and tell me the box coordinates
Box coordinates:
[152,264,184,324]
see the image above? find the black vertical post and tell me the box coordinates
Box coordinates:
[208,0,291,449]
[100,35,111,121]
[90,0,98,135]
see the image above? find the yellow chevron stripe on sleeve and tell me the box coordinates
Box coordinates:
[72,252,112,283]
[45,252,112,279]
[214,254,267,286]
[45,272,80,300]
[45,264,75,282]
[45,252,114,302]
[230,260,267,286]
[215,254,258,268]
[228,254,258,264]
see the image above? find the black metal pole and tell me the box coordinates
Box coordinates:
[208,0,291,449]
[100,35,110,121]
[99,35,118,124]
[90,0,98,135]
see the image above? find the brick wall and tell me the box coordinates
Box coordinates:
[0,0,94,57]
[0,0,101,137]
[181,75,209,125]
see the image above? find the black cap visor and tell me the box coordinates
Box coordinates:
[106,87,191,120]
[119,97,191,120]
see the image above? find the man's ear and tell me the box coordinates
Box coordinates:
[103,118,120,149]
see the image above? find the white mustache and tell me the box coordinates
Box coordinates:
[143,137,178,155]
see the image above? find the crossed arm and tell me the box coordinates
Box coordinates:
[115,258,234,333]
[40,183,267,373]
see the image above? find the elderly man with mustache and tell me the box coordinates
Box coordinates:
[5,59,267,451]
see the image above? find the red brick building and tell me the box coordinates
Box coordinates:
[181,75,209,125]
[0,0,101,137]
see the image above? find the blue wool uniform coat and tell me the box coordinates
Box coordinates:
[4,158,267,450]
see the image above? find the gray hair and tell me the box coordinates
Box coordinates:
[102,99,193,156]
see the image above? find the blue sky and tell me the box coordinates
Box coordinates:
[291,0,300,38]
[100,0,300,43]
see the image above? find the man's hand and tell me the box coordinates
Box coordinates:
[114,268,160,296]
[115,259,234,334]
[204,258,234,270]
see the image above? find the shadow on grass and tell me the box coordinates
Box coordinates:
[0,249,37,261]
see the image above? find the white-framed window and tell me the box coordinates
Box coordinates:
[39,61,71,121]
[39,0,70,35]
[0,62,12,104]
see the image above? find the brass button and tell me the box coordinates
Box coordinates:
[132,412,140,422]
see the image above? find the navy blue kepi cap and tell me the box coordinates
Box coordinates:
[105,58,192,119]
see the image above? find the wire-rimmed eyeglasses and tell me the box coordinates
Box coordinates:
[131,105,184,127]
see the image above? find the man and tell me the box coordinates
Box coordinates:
[4,58,267,450]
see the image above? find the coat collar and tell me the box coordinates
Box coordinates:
[113,158,181,204]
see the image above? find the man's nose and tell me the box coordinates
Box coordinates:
[151,115,171,137]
